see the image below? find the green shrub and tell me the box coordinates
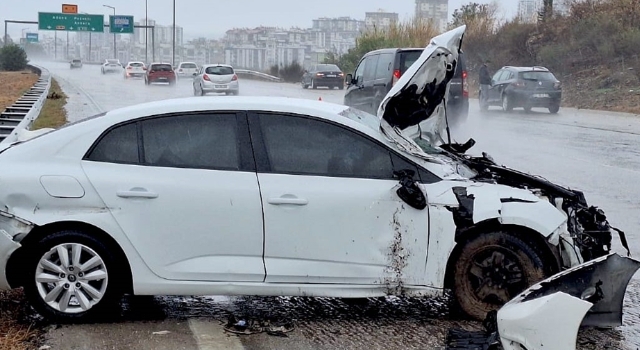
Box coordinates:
[0,44,28,71]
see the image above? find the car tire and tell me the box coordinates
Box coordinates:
[548,104,560,114]
[501,94,513,112]
[199,85,205,96]
[339,84,344,90]
[452,230,549,321]
[311,79,317,90]
[524,105,532,113]
[22,229,123,323]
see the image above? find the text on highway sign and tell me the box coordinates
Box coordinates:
[38,12,105,32]
[109,15,134,34]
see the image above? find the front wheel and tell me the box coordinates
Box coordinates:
[502,94,513,112]
[311,79,317,89]
[23,230,122,323]
[452,230,550,321]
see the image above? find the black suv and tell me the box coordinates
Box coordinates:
[343,48,469,123]
[480,66,562,114]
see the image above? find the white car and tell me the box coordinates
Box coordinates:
[101,59,122,74]
[0,28,634,346]
[176,61,198,79]
[123,61,146,79]
[193,64,239,96]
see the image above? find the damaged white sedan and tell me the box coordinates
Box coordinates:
[0,26,635,332]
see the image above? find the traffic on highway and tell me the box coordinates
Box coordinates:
[2,1,640,350]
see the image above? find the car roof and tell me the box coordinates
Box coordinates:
[101,96,380,137]
[149,62,172,65]
[202,63,233,68]
[127,61,144,64]
[503,66,550,72]
[179,61,197,64]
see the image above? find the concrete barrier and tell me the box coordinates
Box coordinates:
[0,64,52,145]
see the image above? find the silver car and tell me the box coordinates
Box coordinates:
[193,64,239,96]
[101,59,122,74]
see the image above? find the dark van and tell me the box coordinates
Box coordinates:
[343,48,469,123]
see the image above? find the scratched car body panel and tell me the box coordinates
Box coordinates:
[0,26,633,330]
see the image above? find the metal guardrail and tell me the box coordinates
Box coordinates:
[227,69,281,82]
[0,64,52,145]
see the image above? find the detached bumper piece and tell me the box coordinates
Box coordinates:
[496,253,640,350]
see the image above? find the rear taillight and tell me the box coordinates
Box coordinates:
[232,74,238,81]
[127,66,132,70]
[203,75,210,81]
[392,69,401,86]
[554,81,562,89]
[143,67,147,70]
[339,72,344,77]
[179,69,183,72]
[462,70,469,97]
[316,73,324,77]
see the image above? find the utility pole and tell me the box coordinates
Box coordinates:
[172,0,176,66]
[145,0,148,63]
[103,5,116,58]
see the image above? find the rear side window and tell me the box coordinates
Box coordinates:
[520,71,556,81]
[87,123,139,164]
[205,66,234,75]
[363,55,379,82]
[181,63,197,68]
[375,53,394,80]
[141,114,239,170]
[129,62,144,67]
[151,64,173,71]
[72,59,81,63]
[398,51,422,75]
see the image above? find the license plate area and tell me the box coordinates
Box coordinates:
[326,75,336,78]
[533,93,549,98]
[215,85,227,88]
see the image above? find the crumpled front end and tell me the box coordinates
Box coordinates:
[0,211,34,289]
[494,253,640,350]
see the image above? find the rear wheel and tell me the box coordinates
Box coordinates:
[452,230,549,321]
[23,230,123,323]
[311,79,317,89]
[524,105,532,113]
[548,104,560,114]
[338,84,344,90]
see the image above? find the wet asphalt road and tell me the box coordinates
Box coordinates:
[29,61,640,349]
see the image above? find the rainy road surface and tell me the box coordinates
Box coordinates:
[28,61,640,349]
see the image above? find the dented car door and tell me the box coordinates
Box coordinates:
[249,112,430,287]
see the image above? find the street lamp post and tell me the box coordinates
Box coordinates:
[172,0,176,66]
[103,5,116,59]
[145,0,148,63]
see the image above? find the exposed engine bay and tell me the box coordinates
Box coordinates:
[440,138,631,263]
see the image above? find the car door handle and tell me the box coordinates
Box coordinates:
[267,196,308,205]
[116,188,159,199]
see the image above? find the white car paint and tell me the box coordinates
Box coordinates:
[0,96,583,297]
[176,62,198,79]
[193,64,239,95]
[124,61,146,78]
[102,59,122,74]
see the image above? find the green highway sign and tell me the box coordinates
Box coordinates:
[26,33,39,43]
[110,15,134,34]
[38,12,105,32]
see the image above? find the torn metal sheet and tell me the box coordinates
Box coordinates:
[494,253,640,350]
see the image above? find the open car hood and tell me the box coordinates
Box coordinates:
[377,25,465,155]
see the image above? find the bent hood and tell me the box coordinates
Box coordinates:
[377,25,465,162]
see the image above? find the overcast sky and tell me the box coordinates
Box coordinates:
[2,0,517,40]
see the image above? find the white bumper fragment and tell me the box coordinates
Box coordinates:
[496,253,640,350]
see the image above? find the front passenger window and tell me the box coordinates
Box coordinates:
[354,58,367,85]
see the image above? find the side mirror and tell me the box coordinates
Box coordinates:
[345,74,353,85]
[394,170,426,210]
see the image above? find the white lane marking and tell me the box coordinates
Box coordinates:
[188,318,244,350]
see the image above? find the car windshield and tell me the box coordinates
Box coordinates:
[181,63,197,68]
[72,60,81,63]
[107,59,119,64]
[316,64,340,71]
[129,62,144,67]
[152,64,173,71]
[205,66,234,75]
[520,71,556,81]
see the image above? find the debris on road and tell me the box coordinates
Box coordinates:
[152,330,171,335]
[223,314,295,337]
